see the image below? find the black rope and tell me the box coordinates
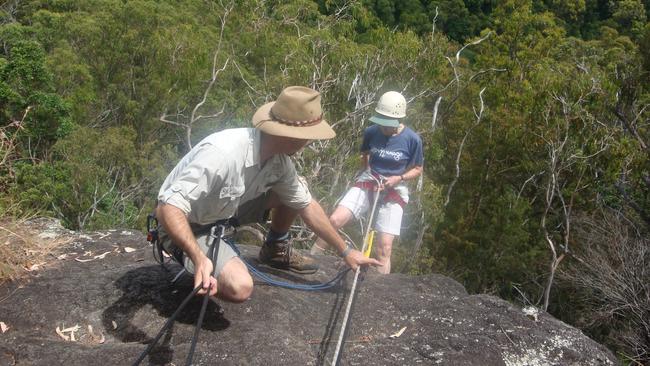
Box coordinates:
[133,224,224,366]
[185,225,223,365]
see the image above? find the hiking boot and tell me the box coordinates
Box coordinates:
[258,238,319,274]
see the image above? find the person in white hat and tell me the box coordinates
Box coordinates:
[155,86,381,301]
[310,91,424,274]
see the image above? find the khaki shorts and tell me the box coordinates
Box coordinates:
[157,192,270,276]
[158,225,238,277]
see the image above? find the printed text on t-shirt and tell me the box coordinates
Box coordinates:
[371,147,404,161]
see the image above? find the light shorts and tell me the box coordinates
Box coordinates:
[338,186,404,236]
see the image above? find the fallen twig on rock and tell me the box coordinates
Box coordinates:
[74,251,112,263]
[389,326,407,338]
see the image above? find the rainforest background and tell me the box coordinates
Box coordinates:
[1,0,649,363]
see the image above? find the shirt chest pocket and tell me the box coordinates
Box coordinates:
[220,184,245,200]
[203,183,244,221]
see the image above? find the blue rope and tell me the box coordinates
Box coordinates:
[227,239,350,291]
[245,262,350,291]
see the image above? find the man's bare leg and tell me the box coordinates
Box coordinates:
[259,193,319,273]
[269,203,299,233]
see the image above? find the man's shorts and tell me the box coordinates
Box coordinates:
[338,187,404,236]
[157,192,271,277]
[158,225,239,277]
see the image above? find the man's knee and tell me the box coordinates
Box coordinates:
[225,275,253,303]
[218,258,253,303]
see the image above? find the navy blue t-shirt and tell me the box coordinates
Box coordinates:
[360,124,424,177]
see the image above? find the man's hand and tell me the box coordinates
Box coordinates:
[300,199,381,271]
[193,254,218,296]
[343,249,382,271]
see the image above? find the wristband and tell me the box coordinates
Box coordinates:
[341,244,353,258]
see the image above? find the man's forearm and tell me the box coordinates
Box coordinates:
[300,199,347,255]
[156,203,204,263]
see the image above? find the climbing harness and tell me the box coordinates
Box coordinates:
[331,173,384,365]
[133,222,226,366]
[353,181,405,208]
[146,213,163,264]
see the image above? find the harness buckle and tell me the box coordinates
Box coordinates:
[146,214,159,243]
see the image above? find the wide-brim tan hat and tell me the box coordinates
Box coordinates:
[252,86,335,140]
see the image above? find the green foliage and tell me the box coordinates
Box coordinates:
[0,33,71,146]
[427,0,484,41]
[0,24,71,175]
[611,0,648,39]
[11,126,171,229]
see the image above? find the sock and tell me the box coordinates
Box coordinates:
[265,229,289,244]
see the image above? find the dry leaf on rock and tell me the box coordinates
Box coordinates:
[86,325,105,344]
[1,321,9,333]
[123,247,136,253]
[93,251,111,259]
[74,257,94,263]
[389,326,407,338]
[61,324,80,333]
[111,320,117,330]
[55,326,69,341]
[24,262,45,272]
[74,251,112,263]
[56,324,80,342]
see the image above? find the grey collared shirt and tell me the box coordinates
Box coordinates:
[158,128,312,225]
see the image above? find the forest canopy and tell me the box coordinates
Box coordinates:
[1,0,648,363]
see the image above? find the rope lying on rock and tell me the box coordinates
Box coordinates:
[228,240,351,291]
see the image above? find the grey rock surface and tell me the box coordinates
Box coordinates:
[0,228,618,365]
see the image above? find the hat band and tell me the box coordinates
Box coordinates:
[269,110,323,127]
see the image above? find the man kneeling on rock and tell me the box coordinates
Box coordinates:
[156,86,381,302]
